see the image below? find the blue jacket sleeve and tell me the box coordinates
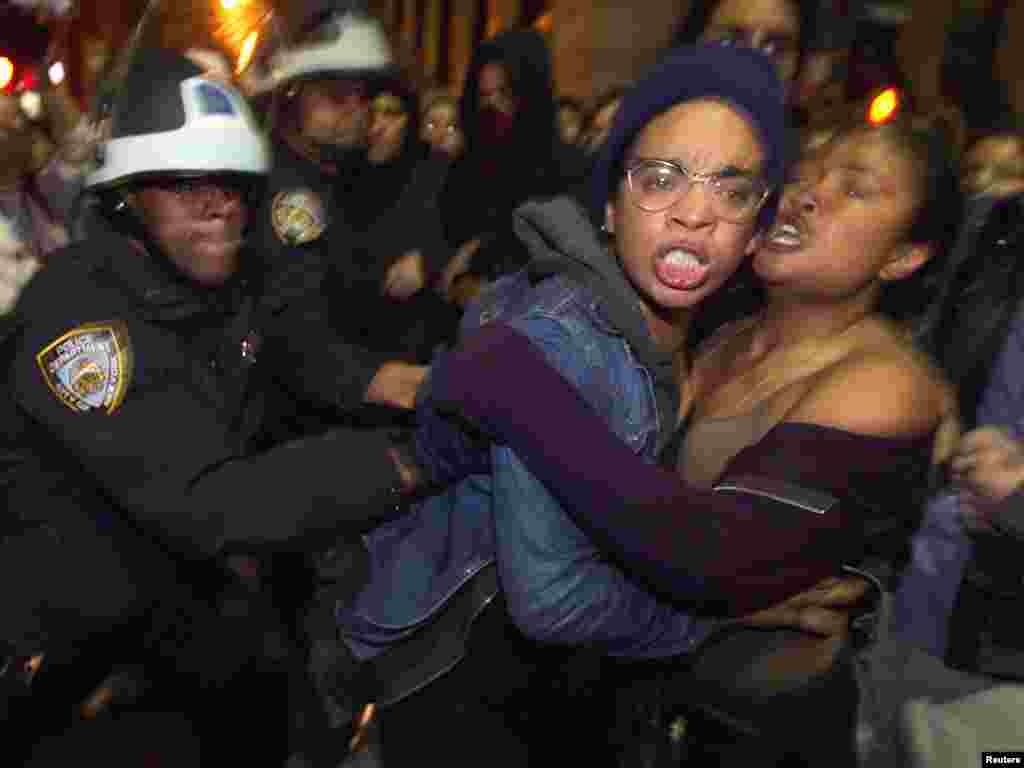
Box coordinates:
[488,311,711,656]
[492,444,712,657]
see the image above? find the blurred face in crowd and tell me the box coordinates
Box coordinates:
[421,99,463,158]
[605,99,766,320]
[558,103,583,145]
[83,36,111,77]
[295,78,371,151]
[129,175,250,286]
[478,61,517,116]
[757,125,930,303]
[0,93,36,179]
[368,91,409,165]
[962,134,1024,199]
[477,61,518,143]
[582,96,623,154]
[702,0,802,86]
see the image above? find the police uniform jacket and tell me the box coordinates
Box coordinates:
[4,228,408,564]
[253,138,392,431]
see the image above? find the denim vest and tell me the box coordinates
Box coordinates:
[339,270,711,660]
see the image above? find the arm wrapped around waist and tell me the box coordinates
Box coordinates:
[426,322,933,615]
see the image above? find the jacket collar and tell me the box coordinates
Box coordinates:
[98,230,250,322]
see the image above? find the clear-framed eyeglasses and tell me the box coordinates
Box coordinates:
[625,159,771,223]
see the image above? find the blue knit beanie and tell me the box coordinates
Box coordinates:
[590,43,792,231]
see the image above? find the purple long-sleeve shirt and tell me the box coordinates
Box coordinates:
[428,321,935,615]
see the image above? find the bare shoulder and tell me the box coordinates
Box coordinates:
[787,338,955,439]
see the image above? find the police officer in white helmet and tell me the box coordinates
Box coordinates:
[249,0,428,440]
[2,47,427,764]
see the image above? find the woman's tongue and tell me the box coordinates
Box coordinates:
[655,248,709,290]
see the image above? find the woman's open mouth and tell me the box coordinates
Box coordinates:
[654,246,710,290]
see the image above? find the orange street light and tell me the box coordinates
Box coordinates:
[868,87,900,126]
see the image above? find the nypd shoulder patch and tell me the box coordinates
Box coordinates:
[271,188,327,246]
[36,322,133,414]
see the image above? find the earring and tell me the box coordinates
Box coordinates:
[114,199,127,212]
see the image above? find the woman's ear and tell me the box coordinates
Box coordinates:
[604,201,616,234]
[880,243,931,281]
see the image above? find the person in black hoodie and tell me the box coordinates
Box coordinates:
[436,28,587,306]
[335,78,460,387]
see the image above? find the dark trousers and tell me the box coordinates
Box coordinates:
[378,598,618,767]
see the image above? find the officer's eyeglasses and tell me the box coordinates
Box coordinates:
[625,159,770,223]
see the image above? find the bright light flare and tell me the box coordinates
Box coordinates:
[48,61,65,85]
[348,703,377,752]
[0,57,13,90]
[236,30,259,74]
[868,88,900,126]
[20,90,41,119]
[221,0,242,10]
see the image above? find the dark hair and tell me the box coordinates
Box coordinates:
[673,0,817,65]
[557,97,583,116]
[460,28,556,157]
[941,6,1014,138]
[962,118,1024,155]
[846,117,963,330]
[692,115,963,350]
[922,194,1024,427]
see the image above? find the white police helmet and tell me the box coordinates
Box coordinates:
[86,49,270,191]
[251,3,395,95]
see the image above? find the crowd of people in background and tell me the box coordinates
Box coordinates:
[3,0,1024,766]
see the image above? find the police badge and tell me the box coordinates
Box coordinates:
[36,322,133,414]
[271,188,327,246]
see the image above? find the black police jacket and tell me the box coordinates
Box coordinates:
[253,139,394,419]
[5,229,407,562]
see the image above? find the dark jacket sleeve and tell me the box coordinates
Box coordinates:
[401,155,454,279]
[425,322,931,615]
[13,324,405,560]
[261,291,392,414]
[989,490,1024,542]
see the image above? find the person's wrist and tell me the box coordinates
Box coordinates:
[365,362,428,410]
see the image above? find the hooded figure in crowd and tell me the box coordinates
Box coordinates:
[437,27,587,303]
[336,77,460,376]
